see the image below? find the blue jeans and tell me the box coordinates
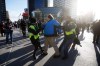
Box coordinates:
[5,30,13,43]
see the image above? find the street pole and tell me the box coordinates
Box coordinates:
[27,0,35,20]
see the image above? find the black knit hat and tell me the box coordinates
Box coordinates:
[30,17,36,23]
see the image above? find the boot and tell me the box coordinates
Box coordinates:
[32,54,36,60]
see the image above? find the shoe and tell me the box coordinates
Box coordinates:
[41,53,48,56]
[33,56,36,60]
[53,55,60,58]
[32,55,36,60]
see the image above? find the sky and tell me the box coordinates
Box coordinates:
[6,0,27,21]
[77,0,100,20]
[6,0,100,21]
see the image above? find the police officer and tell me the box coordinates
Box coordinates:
[28,17,44,60]
[59,16,76,60]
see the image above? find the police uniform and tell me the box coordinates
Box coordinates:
[59,20,76,60]
[28,20,44,59]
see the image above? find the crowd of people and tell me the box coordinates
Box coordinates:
[27,13,100,60]
[0,19,28,43]
[0,19,13,44]
[0,10,100,61]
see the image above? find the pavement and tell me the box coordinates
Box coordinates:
[0,29,100,66]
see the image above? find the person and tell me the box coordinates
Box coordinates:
[0,21,5,36]
[92,20,100,44]
[5,19,13,44]
[28,17,44,60]
[86,23,90,32]
[60,17,76,60]
[81,23,85,34]
[59,8,76,60]
[75,23,80,38]
[37,18,43,34]
[20,19,26,37]
[43,14,61,58]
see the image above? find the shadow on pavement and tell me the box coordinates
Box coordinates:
[0,33,64,66]
[56,36,64,43]
[29,55,48,66]
[94,43,100,66]
[5,44,36,66]
[0,39,6,46]
[13,36,28,42]
[0,36,28,49]
[3,43,46,66]
[43,48,80,66]
[0,52,10,65]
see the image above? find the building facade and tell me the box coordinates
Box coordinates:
[54,0,77,18]
[0,0,6,22]
[28,0,77,19]
[28,0,47,18]
[6,11,9,19]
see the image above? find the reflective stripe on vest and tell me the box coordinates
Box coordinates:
[29,25,39,39]
[65,29,75,35]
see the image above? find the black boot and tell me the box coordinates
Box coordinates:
[62,54,68,60]
[41,52,48,56]
[32,54,36,60]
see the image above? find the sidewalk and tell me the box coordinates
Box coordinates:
[0,29,99,66]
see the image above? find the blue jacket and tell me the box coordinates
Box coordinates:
[43,19,61,36]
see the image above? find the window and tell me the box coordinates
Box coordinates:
[48,0,53,7]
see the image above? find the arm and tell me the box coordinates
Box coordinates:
[54,21,62,34]
[28,27,40,35]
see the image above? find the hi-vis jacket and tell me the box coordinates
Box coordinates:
[28,25,40,39]
[64,22,76,36]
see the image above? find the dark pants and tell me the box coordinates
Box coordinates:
[0,29,5,36]
[93,34,100,44]
[59,34,75,57]
[22,30,26,36]
[82,28,85,34]
[30,38,43,57]
[21,28,26,36]
[5,30,13,43]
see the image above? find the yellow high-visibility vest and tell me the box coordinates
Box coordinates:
[29,25,39,39]
[65,29,75,35]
